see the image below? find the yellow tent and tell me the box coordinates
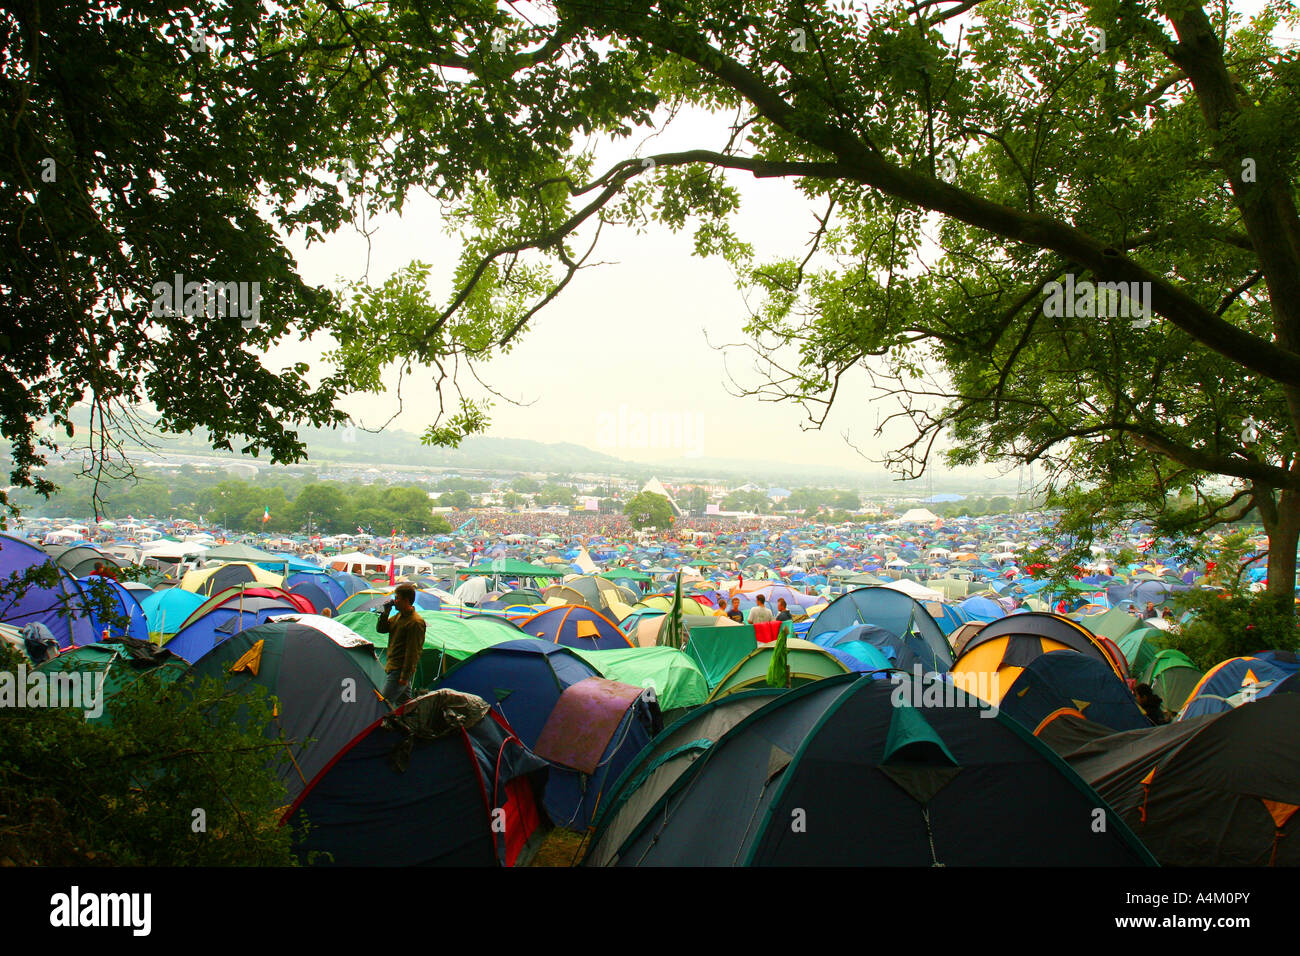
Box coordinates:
[180,562,283,595]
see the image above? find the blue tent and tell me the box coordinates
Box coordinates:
[999,650,1150,732]
[519,605,633,650]
[286,570,349,611]
[811,623,932,673]
[286,580,338,615]
[0,533,96,648]
[74,576,149,642]
[958,595,1006,623]
[432,638,654,830]
[928,601,973,636]
[258,553,322,573]
[820,640,894,674]
[139,588,206,636]
[165,595,301,662]
[806,587,952,671]
[1180,653,1299,719]
[331,572,374,597]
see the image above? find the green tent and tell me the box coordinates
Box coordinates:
[335,610,523,689]
[1079,606,1144,641]
[845,572,888,586]
[201,542,284,564]
[573,646,709,713]
[930,578,971,599]
[35,643,186,725]
[462,558,566,578]
[705,639,848,701]
[1142,648,1205,713]
[683,624,765,689]
[599,567,652,582]
[1115,626,1163,679]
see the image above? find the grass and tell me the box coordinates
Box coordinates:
[528,827,587,867]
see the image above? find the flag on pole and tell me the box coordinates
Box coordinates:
[261,506,270,524]
[387,554,396,587]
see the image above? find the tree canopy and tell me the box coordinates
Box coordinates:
[625,490,675,529]
[10,0,1300,591]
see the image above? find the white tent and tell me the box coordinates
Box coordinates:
[329,551,388,573]
[890,508,940,524]
[881,578,945,602]
[395,556,434,576]
[453,576,488,605]
[140,539,210,559]
[574,547,599,575]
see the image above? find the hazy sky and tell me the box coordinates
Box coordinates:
[272,105,955,479]
[264,2,1285,483]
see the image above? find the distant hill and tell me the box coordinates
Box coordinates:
[17,407,1017,490]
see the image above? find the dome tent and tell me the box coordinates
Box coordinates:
[950,612,1126,706]
[431,639,657,831]
[283,689,550,866]
[1056,694,1300,866]
[585,688,785,867]
[0,533,97,648]
[998,651,1151,734]
[806,587,952,672]
[183,615,388,800]
[588,672,1155,866]
[520,605,633,651]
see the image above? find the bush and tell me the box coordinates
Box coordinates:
[1166,590,1300,672]
[0,645,299,865]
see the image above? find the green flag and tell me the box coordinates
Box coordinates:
[766,623,791,688]
[658,570,685,648]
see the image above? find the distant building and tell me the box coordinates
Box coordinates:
[641,476,683,517]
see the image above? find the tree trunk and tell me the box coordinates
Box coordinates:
[1259,488,1300,598]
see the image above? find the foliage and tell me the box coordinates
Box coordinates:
[721,489,771,514]
[1,1,366,517]
[439,490,474,510]
[0,644,298,865]
[535,483,577,507]
[624,491,674,529]
[1167,590,1300,671]
[12,0,1300,595]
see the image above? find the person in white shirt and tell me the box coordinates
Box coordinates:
[747,594,774,624]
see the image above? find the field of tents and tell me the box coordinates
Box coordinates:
[2,513,1297,867]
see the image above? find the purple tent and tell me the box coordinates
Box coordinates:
[0,534,97,648]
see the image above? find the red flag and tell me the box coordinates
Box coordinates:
[387,554,396,586]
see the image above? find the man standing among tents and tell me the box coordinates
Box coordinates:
[377,583,425,708]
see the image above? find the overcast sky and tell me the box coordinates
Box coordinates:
[270,104,982,480]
